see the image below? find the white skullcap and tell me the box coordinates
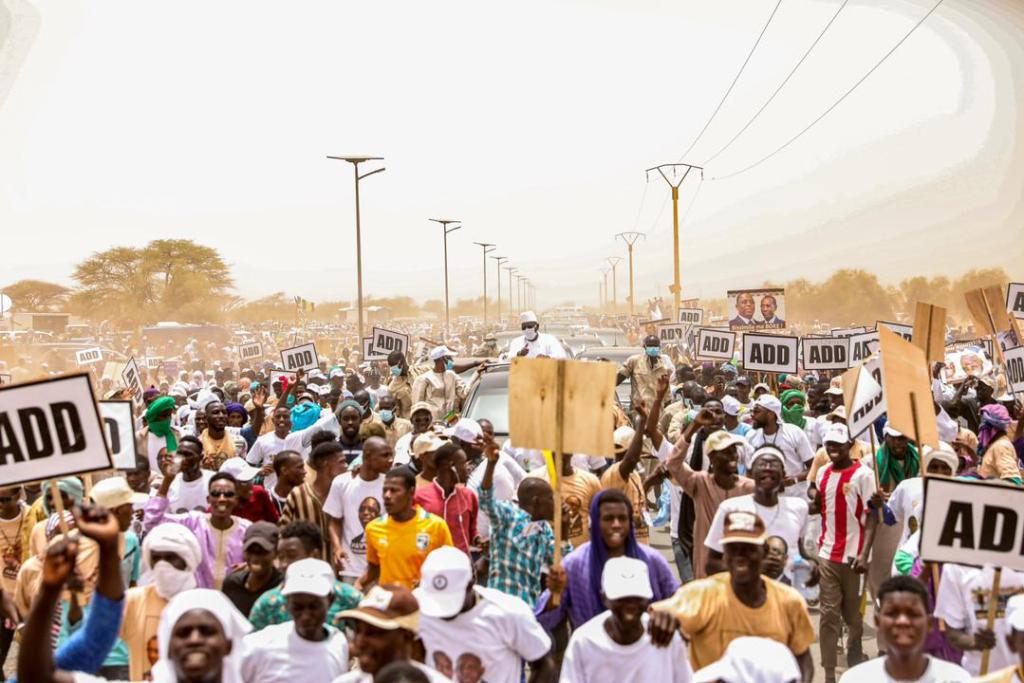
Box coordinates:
[520,310,539,324]
[429,346,453,361]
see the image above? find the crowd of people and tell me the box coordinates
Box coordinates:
[0,309,1022,683]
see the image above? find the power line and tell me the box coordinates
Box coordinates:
[675,0,785,163]
[631,179,649,232]
[712,0,944,180]
[702,0,850,167]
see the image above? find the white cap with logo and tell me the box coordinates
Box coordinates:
[413,546,474,618]
[601,557,652,601]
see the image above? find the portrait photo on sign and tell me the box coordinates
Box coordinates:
[727,288,785,330]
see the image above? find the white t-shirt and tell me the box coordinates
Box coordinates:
[418,586,551,683]
[934,564,1024,675]
[241,621,348,683]
[166,469,214,513]
[705,495,809,570]
[332,660,451,683]
[322,472,384,578]
[561,611,692,683]
[839,654,971,682]
[746,423,816,499]
[393,431,416,466]
[467,456,517,540]
[888,477,924,545]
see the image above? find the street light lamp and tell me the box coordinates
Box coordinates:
[326,155,384,344]
[429,218,462,337]
[473,242,495,325]
[490,256,508,326]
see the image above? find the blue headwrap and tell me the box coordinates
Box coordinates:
[587,489,643,610]
[225,402,248,424]
[43,477,85,515]
[290,402,320,432]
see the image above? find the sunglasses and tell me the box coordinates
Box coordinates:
[209,490,236,499]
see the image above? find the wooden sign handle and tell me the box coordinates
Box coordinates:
[550,361,567,608]
[980,567,1002,675]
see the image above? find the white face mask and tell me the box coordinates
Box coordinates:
[524,329,539,342]
[151,559,196,599]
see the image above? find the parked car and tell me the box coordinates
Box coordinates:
[575,346,643,413]
[461,362,512,441]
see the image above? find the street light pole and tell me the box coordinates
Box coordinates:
[646,163,703,320]
[600,268,610,314]
[615,232,645,318]
[473,242,495,325]
[505,266,517,318]
[607,257,622,313]
[429,218,462,337]
[491,256,507,326]
[326,155,384,344]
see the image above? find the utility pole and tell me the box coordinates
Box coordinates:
[490,256,507,327]
[646,163,703,320]
[520,277,529,313]
[504,266,517,318]
[429,218,461,337]
[606,257,622,313]
[473,242,495,325]
[600,268,610,314]
[326,155,384,345]
[615,232,645,318]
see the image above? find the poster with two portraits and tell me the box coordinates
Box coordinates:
[728,288,786,331]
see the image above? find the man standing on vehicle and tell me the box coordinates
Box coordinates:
[616,335,675,409]
[508,311,567,359]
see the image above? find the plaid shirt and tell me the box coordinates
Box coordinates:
[248,579,362,631]
[479,485,570,606]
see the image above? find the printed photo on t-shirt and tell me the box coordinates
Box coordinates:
[350,497,381,556]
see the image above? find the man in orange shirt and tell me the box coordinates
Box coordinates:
[359,466,452,590]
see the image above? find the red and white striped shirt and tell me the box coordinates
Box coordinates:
[816,462,876,563]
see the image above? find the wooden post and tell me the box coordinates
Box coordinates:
[980,568,1002,675]
[550,361,567,607]
[47,479,71,536]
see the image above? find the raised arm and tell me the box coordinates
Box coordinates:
[18,540,79,683]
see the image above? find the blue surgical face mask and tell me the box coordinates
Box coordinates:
[445,359,455,371]
[645,346,660,358]
[390,365,402,377]
[379,409,394,424]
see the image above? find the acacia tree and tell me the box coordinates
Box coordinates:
[0,279,71,311]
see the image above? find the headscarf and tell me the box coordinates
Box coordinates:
[143,522,203,574]
[290,401,321,432]
[152,589,251,683]
[875,441,920,489]
[780,390,807,429]
[979,404,1012,453]
[143,387,161,403]
[587,490,642,611]
[42,477,85,515]
[146,396,179,453]
[225,402,248,424]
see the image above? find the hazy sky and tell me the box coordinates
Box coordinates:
[2,0,1022,310]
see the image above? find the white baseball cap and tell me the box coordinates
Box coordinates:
[452,418,483,444]
[428,346,454,361]
[281,558,334,597]
[822,423,851,445]
[883,424,904,438]
[413,546,474,618]
[90,477,148,509]
[219,457,260,482]
[601,557,652,601]
[721,395,741,417]
[693,636,800,683]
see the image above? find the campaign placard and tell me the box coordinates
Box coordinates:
[1005,345,1024,394]
[369,327,409,357]
[1008,282,1024,320]
[145,356,163,370]
[99,400,139,469]
[696,328,735,361]
[75,347,103,366]
[280,343,319,373]
[830,326,867,338]
[656,323,689,348]
[848,330,880,364]
[877,321,913,342]
[878,326,939,450]
[0,374,112,486]
[801,337,849,371]
[121,357,144,408]
[742,333,798,374]
[164,359,180,380]
[920,477,1024,572]
[727,288,786,331]
[238,342,263,363]
[362,338,387,362]
[678,308,704,326]
[842,358,886,439]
